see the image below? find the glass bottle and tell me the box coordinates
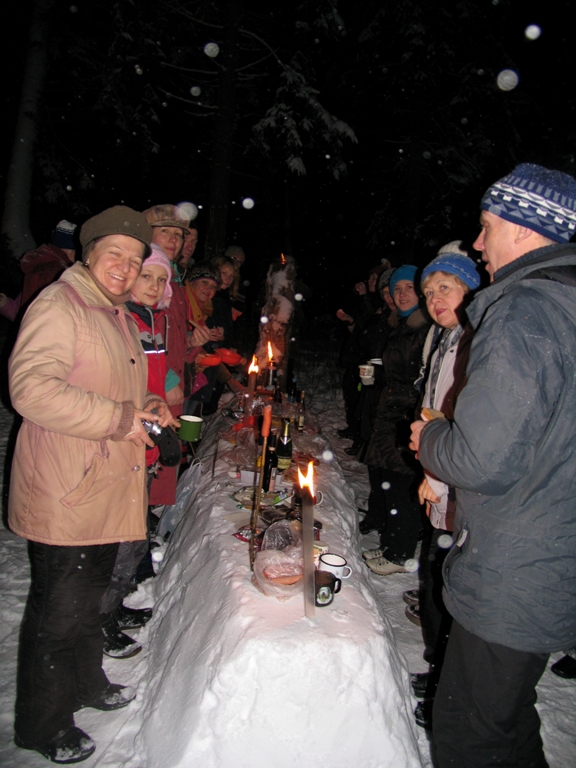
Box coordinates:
[297,390,306,433]
[262,434,278,492]
[276,418,293,472]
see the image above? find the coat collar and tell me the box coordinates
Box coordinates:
[467,243,576,329]
[59,262,123,309]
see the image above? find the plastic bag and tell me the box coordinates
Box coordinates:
[252,545,304,599]
[261,519,302,551]
[226,428,258,467]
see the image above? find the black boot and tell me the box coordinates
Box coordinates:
[101,613,142,659]
[550,655,576,679]
[113,602,153,630]
[15,726,96,764]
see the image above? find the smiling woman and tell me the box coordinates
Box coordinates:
[6,206,177,765]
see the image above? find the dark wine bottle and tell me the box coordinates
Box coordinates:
[297,390,306,433]
[262,434,278,492]
[276,418,293,472]
[273,380,283,403]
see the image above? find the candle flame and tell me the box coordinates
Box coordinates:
[280,253,286,265]
[267,341,273,361]
[248,355,259,374]
[297,461,315,499]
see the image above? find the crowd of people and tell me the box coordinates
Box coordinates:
[2,163,576,767]
[336,163,576,767]
[2,204,250,763]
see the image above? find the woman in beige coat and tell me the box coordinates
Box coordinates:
[8,206,175,765]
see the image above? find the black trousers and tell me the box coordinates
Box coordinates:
[419,521,452,669]
[15,541,119,745]
[433,621,549,768]
[377,469,422,564]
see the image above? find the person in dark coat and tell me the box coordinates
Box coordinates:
[0,220,76,321]
[362,265,430,576]
[411,164,576,768]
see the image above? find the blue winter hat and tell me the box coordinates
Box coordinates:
[481,163,576,243]
[389,264,417,295]
[421,253,481,290]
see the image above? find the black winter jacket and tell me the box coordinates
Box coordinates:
[363,308,430,474]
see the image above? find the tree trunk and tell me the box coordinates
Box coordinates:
[255,256,295,385]
[204,0,243,259]
[1,0,53,260]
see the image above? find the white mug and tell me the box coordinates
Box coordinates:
[318,553,352,580]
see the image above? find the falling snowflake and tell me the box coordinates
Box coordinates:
[497,69,519,91]
[204,42,220,57]
[322,450,334,462]
[190,86,201,96]
[525,25,541,40]
[242,198,255,209]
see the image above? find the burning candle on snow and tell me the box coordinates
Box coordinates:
[245,355,258,417]
[298,461,316,619]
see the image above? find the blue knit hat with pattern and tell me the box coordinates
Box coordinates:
[421,253,481,290]
[481,163,576,243]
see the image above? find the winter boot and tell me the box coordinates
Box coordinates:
[113,602,153,630]
[15,726,96,764]
[101,612,142,659]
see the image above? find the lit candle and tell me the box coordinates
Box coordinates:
[245,356,258,417]
[266,341,276,388]
[297,461,316,619]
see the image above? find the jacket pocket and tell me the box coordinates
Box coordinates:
[442,522,468,585]
[60,454,105,508]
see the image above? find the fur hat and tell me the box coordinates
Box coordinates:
[140,243,173,308]
[143,204,190,230]
[481,163,576,243]
[80,206,152,259]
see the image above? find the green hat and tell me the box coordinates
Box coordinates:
[80,206,152,259]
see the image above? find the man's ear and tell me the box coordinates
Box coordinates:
[514,224,535,245]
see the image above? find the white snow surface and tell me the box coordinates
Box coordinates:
[0,354,575,767]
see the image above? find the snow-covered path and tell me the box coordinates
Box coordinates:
[0,351,575,767]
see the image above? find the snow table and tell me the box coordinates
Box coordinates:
[138,406,423,768]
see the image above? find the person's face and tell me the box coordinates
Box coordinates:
[423,272,467,330]
[368,272,378,291]
[219,265,235,290]
[473,211,517,283]
[152,226,184,262]
[191,277,218,304]
[181,228,198,264]
[131,263,169,307]
[88,235,144,296]
[231,253,245,268]
[393,279,418,313]
[382,285,396,311]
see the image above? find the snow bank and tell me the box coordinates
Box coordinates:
[137,410,422,768]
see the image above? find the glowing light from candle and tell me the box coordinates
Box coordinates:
[280,253,286,266]
[267,341,274,361]
[248,356,259,374]
[297,461,315,501]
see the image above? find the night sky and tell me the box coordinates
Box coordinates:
[1,0,574,316]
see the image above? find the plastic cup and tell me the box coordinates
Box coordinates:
[178,415,203,442]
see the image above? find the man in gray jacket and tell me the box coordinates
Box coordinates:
[411,163,576,768]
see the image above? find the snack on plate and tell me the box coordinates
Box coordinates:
[421,407,445,421]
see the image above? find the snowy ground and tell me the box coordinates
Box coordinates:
[0,346,575,767]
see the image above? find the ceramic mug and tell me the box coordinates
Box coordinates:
[178,415,203,442]
[315,570,342,607]
[358,363,375,378]
[318,553,352,580]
